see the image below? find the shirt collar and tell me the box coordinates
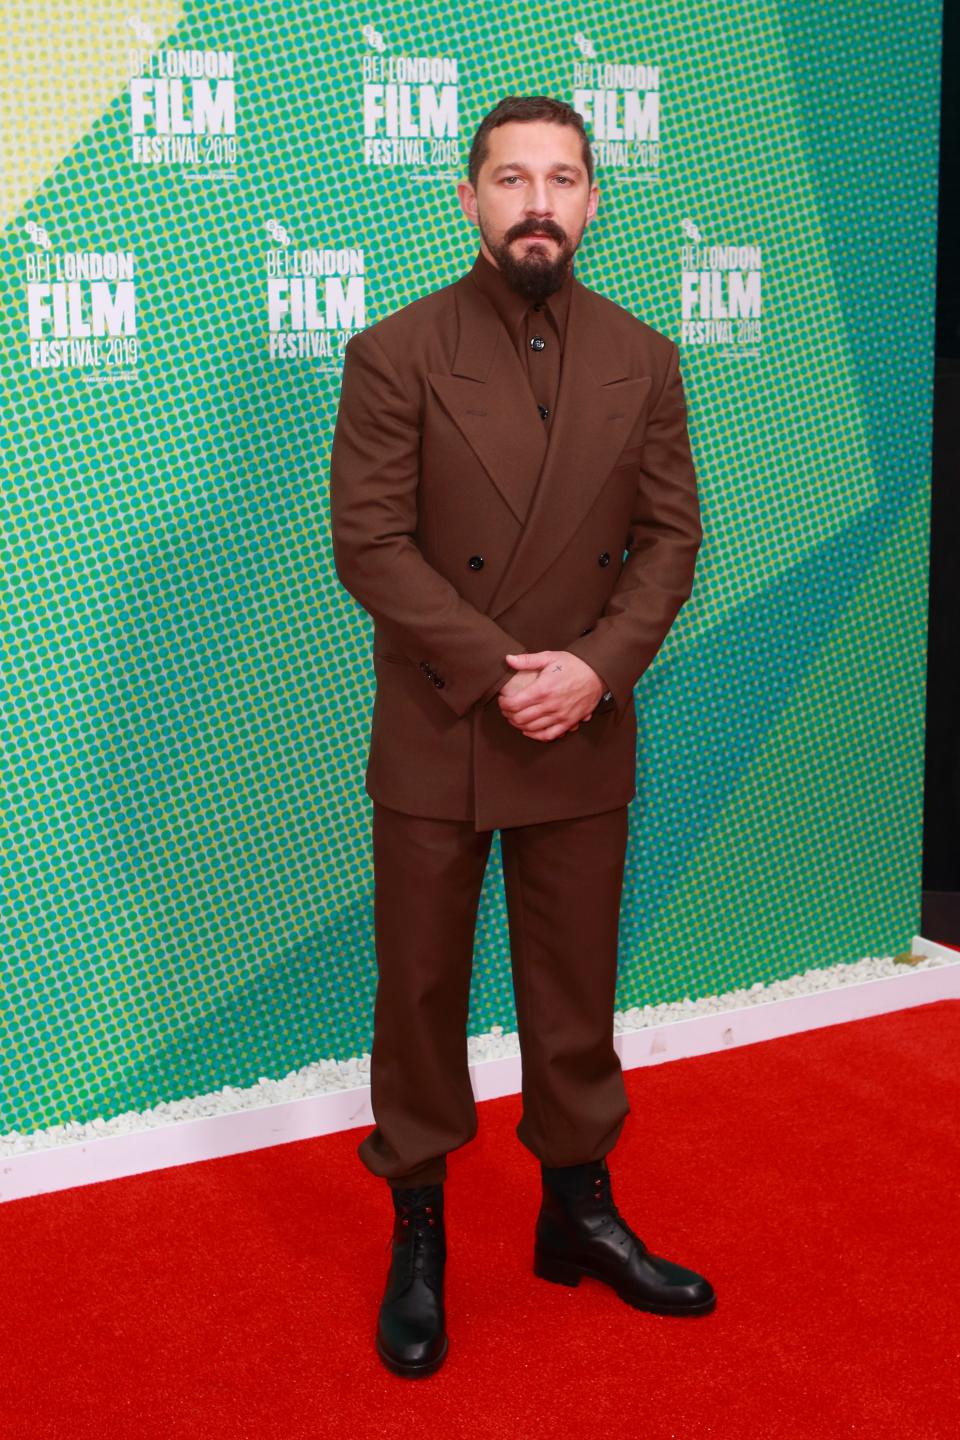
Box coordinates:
[468,248,573,344]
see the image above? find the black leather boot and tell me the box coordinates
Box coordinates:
[534,1157,716,1316]
[375,1183,448,1377]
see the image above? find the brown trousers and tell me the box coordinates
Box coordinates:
[357,799,632,1188]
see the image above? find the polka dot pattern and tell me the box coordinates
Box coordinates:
[0,0,941,1134]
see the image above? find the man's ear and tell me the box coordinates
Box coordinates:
[456,180,478,223]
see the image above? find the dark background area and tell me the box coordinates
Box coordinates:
[922,0,959,940]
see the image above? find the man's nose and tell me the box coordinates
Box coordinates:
[525,185,554,215]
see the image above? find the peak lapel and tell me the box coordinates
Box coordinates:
[427,277,547,526]
[427,270,654,622]
[486,278,653,620]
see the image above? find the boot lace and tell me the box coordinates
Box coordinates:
[588,1166,646,1250]
[385,1190,442,1277]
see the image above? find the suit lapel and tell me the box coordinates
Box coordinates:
[427,270,653,622]
[426,278,546,526]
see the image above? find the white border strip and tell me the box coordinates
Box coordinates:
[2,936,958,1205]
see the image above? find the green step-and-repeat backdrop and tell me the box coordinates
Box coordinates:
[0,1,942,1135]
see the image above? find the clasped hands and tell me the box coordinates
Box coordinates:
[496,651,605,742]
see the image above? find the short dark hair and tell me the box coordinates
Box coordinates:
[467,95,595,190]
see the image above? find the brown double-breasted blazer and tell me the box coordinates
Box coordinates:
[329,254,703,831]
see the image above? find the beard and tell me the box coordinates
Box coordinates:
[479,213,581,304]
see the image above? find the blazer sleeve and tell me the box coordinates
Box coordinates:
[329,327,528,719]
[563,340,703,723]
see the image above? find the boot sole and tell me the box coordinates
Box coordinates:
[534,1248,716,1316]
[375,1330,449,1378]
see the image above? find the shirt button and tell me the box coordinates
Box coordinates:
[537,404,549,419]
[468,554,484,570]
[598,551,611,567]
[529,335,546,351]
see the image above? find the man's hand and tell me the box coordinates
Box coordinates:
[496,651,605,741]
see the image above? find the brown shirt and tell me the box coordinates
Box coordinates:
[468,249,575,705]
[468,248,572,436]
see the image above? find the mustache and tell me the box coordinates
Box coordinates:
[508,220,565,244]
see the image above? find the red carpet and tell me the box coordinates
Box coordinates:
[2,1000,958,1439]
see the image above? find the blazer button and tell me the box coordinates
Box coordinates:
[529,335,546,351]
[598,551,610,567]
[468,554,484,570]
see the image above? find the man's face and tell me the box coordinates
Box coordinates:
[457,119,599,303]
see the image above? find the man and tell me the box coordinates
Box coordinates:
[330,95,713,1378]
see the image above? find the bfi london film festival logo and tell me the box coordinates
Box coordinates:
[127,18,237,171]
[571,31,660,176]
[680,221,762,353]
[266,221,365,365]
[24,223,139,379]
[360,24,460,174]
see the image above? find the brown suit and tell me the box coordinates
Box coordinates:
[330,249,702,1187]
[330,252,702,832]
